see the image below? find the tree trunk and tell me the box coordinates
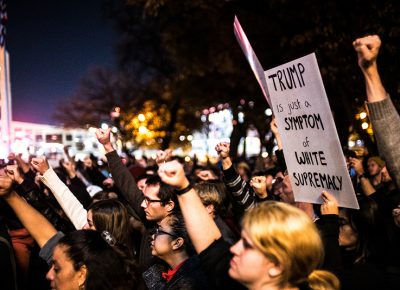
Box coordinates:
[162,97,180,149]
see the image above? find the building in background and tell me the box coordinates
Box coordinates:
[0,44,12,156]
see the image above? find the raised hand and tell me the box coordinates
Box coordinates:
[62,160,76,178]
[31,157,50,175]
[353,35,381,70]
[250,176,268,198]
[0,175,13,198]
[215,142,230,159]
[349,157,364,177]
[95,128,112,145]
[320,191,339,215]
[155,149,173,165]
[158,160,189,189]
[7,152,16,162]
[196,170,217,181]
[95,128,114,152]
[270,117,279,136]
[6,165,24,184]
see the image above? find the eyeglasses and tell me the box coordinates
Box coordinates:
[143,196,165,205]
[152,226,179,239]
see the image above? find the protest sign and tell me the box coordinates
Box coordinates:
[233,16,271,107]
[265,53,359,209]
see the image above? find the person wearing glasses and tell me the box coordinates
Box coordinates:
[95,128,180,269]
[158,160,339,290]
[143,212,208,289]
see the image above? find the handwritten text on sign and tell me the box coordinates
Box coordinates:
[265,54,359,209]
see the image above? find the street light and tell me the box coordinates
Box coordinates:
[139,126,148,134]
[359,112,367,120]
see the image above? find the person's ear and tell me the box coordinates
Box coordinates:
[268,264,283,278]
[164,200,175,213]
[172,237,184,250]
[205,204,215,215]
[77,265,87,289]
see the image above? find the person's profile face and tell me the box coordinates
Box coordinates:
[140,184,169,221]
[338,210,358,249]
[46,245,85,290]
[229,230,277,287]
[150,218,179,259]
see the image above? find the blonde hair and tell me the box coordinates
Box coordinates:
[308,270,340,290]
[242,201,337,289]
[194,182,222,209]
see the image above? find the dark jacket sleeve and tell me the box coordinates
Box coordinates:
[68,177,92,209]
[275,149,287,172]
[105,150,146,222]
[222,165,256,211]
[316,214,342,275]
[198,239,245,290]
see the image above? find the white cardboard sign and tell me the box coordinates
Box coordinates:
[265,53,359,209]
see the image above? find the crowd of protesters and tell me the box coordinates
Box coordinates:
[0,35,400,290]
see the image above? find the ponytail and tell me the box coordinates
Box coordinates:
[307,270,340,290]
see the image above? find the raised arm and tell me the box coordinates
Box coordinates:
[158,161,221,253]
[318,191,341,275]
[96,128,145,221]
[353,35,387,102]
[354,35,400,188]
[349,157,376,196]
[8,153,31,175]
[270,117,283,150]
[0,175,57,248]
[215,142,257,211]
[31,157,87,229]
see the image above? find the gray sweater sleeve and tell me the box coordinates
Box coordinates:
[367,97,400,188]
[39,232,65,265]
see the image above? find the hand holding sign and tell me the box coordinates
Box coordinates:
[320,191,339,215]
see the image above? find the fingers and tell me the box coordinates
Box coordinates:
[31,157,45,166]
[95,128,112,139]
[7,153,15,160]
[251,176,266,188]
[353,35,381,48]
[0,175,13,190]
[392,208,400,217]
[5,165,18,178]
[321,191,333,201]
[321,191,338,205]
[158,160,180,175]
[215,142,229,150]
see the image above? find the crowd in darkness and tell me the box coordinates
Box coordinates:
[0,35,400,290]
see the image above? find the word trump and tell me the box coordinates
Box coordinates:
[267,63,306,92]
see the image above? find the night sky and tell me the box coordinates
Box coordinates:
[6,0,116,125]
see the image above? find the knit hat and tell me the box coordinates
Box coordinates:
[368,156,385,168]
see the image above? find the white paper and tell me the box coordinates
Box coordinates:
[265,53,359,209]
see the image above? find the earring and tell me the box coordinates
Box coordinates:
[79,283,85,290]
